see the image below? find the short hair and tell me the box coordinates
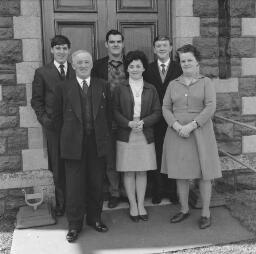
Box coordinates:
[176,44,201,62]
[153,35,172,46]
[51,35,71,49]
[106,29,124,42]
[124,50,148,76]
[71,50,92,64]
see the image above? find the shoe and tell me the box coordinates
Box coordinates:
[55,206,65,217]
[108,196,119,209]
[170,212,190,223]
[198,216,211,229]
[139,214,149,221]
[66,229,80,243]
[129,214,140,222]
[169,195,179,205]
[87,221,109,232]
[152,195,162,204]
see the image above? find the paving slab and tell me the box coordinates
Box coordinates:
[10,200,255,254]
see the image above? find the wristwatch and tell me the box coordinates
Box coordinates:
[192,120,199,128]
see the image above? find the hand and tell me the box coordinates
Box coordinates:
[178,121,197,138]
[128,120,139,129]
[134,120,144,132]
[172,121,182,133]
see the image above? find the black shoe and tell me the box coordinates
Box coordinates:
[152,195,162,204]
[87,221,109,232]
[129,214,140,222]
[169,195,179,205]
[198,216,211,229]
[139,214,149,221]
[170,212,190,223]
[66,229,80,243]
[55,206,65,217]
[108,196,119,209]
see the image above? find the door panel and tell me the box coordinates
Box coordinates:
[41,0,171,63]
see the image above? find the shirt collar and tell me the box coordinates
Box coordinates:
[108,55,124,63]
[76,76,91,88]
[157,58,170,68]
[54,60,68,72]
[175,74,204,85]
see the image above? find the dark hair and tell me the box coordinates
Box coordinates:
[124,50,148,77]
[176,44,201,62]
[106,29,124,42]
[153,35,172,46]
[51,35,71,49]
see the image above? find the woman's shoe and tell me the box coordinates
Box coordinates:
[139,214,148,221]
[198,216,211,229]
[129,214,140,222]
[170,212,190,223]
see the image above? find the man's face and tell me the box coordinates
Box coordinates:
[153,40,172,62]
[72,52,93,79]
[51,44,70,64]
[105,34,124,57]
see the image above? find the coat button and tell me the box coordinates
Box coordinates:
[185,93,188,97]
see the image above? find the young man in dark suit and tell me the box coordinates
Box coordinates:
[91,29,126,208]
[53,50,112,242]
[144,36,182,204]
[31,35,75,216]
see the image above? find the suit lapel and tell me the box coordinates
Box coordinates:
[152,61,163,85]
[91,78,102,120]
[68,80,82,122]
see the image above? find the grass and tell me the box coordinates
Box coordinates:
[1,173,256,254]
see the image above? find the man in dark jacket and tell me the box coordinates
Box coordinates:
[91,29,126,208]
[144,36,182,204]
[31,35,75,216]
[54,50,112,242]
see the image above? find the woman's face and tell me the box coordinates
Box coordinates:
[127,59,145,80]
[179,52,199,76]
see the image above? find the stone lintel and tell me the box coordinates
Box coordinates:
[242,97,256,115]
[213,78,239,93]
[243,135,256,153]
[22,149,48,171]
[241,58,256,76]
[242,18,256,36]
[19,106,40,128]
[175,17,200,37]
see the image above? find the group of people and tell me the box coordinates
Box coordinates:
[31,29,222,243]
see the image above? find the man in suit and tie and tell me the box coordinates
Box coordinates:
[91,29,126,209]
[144,36,182,204]
[54,50,112,242]
[31,35,75,216]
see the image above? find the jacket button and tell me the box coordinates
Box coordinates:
[185,94,188,97]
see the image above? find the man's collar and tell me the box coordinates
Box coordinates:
[108,54,123,63]
[157,58,170,67]
[54,60,68,69]
[76,76,91,87]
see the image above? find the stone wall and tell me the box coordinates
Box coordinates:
[0,0,54,215]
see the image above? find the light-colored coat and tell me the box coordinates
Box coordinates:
[161,75,222,180]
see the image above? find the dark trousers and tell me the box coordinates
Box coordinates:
[65,133,106,230]
[45,129,65,209]
[149,131,177,198]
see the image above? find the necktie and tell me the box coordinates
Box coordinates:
[160,64,166,75]
[59,64,66,80]
[82,80,88,95]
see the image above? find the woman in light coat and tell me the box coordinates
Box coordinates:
[161,44,222,229]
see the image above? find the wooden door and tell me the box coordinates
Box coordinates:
[41,0,172,63]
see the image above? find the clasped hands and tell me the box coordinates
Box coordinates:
[172,121,197,138]
[128,120,144,132]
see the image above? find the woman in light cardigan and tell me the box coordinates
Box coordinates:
[113,50,161,222]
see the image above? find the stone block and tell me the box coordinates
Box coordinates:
[242,97,256,115]
[20,0,41,17]
[239,77,256,97]
[0,0,20,16]
[242,18,256,36]
[0,28,13,39]
[22,149,48,171]
[173,37,193,50]
[0,74,16,85]
[16,62,40,84]
[13,16,41,39]
[0,155,21,172]
[216,93,241,113]
[213,78,239,93]
[0,137,6,154]
[8,105,19,115]
[0,116,18,129]
[230,0,255,17]
[175,17,200,37]
[218,141,242,155]
[0,189,8,199]
[215,123,234,140]
[230,18,241,37]
[2,85,26,105]
[26,83,32,103]
[242,135,256,153]
[22,39,42,62]
[241,58,256,76]
[0,200,5,215]
[200,65,219,78]
[28,127,44,149]
[234,121,256,137]
[19,106,40,128]
[0,40,22,64]
[0,102,7,115]
[193,0,218,17]
[0,17,12,28]
[0,169,53,189]
[200,18,218,37]
[193,38,219,58]
[0,85,2,101]
[0,63,15,72]
[7,130,28,154]
[174,0,193,16]
[229,38,255,58]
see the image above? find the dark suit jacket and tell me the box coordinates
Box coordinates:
[91,56,109,80]
[31,62,75,131]
[113,80,161,144]
[143,60,182,138]
[53,77,112,160]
